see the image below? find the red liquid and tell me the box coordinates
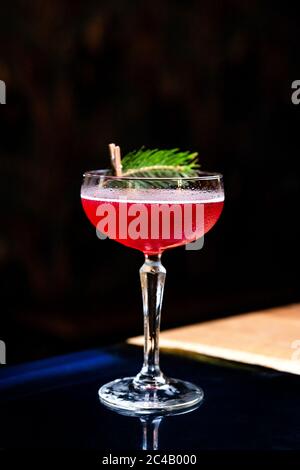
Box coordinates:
[82,194,223,254]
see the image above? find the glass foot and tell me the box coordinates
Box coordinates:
[99,377,204,415]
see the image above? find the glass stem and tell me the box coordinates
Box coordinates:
[134,254,167,389]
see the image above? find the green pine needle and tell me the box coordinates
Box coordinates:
[105,146,200,188]
[121,147,200,178]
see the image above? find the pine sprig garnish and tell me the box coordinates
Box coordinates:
[106,144,200,188]
[121,147,200,178]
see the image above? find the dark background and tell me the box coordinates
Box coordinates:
[1,0,300,363]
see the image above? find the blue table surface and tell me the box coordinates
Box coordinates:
[0,344,300,450]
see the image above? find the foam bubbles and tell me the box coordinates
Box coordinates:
[81,186,224,204]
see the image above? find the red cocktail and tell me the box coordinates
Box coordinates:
[81,170,224,414]
[81,188,223,253]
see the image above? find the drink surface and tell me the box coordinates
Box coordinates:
[81,187,224,254]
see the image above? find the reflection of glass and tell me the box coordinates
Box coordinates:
[81,171,224,414]
[103,403,201,450]
[140,416,162,451]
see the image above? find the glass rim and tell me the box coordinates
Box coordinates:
[82,169,223,181]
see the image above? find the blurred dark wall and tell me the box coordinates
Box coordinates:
[1,0,300,363]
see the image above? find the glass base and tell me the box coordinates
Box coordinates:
[99,376,204,415]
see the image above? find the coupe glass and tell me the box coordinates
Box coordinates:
[81,170,224,414]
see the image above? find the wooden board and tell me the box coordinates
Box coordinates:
[128,303,300,375]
